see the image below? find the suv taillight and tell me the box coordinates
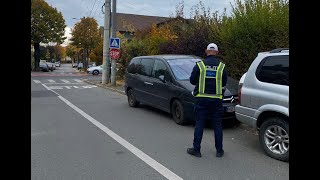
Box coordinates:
[238,84,242,105]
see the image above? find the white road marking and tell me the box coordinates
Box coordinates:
[44,83,84,85]
[41,84,60,95]
[82,85,97,88]
[33,80,41,84]
[48,79,55,83]
[43,85,97,90]
[48,86,63,90]
[73,79,82,83]
[61,79,70,83]
[40,84,183,180]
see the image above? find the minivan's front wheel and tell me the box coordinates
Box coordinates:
[259,117,289,162]
[171,100,186,125]
[127,89,139,107]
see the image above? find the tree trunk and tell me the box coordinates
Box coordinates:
[85,49,89,69]
[34,42,40,71]
[82,50,85,70]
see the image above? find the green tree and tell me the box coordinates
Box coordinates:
[66,45,76,60]
[215,0,289,79]
[31,0,66,70]
[45,49,50,60]
[70,17,100,69]
[47,46,55,62]
[53,45,66,62]
[89,37,103,65]
[38,46,47,60]
[66,45,80,64]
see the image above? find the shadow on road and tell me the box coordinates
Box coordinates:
[134,104,239,130]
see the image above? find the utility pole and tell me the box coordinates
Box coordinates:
[110,0,117,86]
[102,0,111,84]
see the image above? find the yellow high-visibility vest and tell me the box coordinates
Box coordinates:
[195,61,225,99]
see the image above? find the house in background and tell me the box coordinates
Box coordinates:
[100,13,171,40]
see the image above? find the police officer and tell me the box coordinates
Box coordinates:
[187,43,227,158]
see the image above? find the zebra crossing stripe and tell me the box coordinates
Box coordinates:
[73,79,82,82]
[61,79,70,83]
[33,79,86,84]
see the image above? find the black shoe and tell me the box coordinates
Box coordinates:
[187,148,202,157]
[216,150,224,157]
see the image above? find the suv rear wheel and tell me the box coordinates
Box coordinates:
[259,117,289,162]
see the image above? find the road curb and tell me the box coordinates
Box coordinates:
[82,79,126,95]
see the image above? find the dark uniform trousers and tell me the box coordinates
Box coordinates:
[193,97,223,152]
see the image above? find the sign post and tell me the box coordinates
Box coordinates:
[109,37,120,86]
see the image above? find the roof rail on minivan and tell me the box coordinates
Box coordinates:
[270,48,289,53]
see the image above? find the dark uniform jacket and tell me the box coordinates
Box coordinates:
[190,55,228,96]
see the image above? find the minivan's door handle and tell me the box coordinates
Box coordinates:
[144,82,153,85]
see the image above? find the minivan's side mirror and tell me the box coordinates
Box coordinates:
[159,75,166,83]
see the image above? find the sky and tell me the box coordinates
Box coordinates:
[45,0,235,46]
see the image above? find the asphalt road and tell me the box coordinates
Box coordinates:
[31,64,289,180]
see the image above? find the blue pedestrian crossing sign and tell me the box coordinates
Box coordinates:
[110,38,120,49]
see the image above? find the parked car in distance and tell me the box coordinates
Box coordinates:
[88,62,96,68]
[124,55,238,125]
[235,48,289,162]
[87,65,103,75]
[39,61,49,72]
[55,61,61,67]
[77,62,83,70]
[46,62,55,71]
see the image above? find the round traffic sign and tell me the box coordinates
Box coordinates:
[110,48,121,59]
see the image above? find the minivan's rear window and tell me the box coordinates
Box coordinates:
[127,58,141,74]
[167,58,200,80]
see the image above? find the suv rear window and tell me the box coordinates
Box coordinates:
[256,55,289,86]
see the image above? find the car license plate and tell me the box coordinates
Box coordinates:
[226,106,235,112]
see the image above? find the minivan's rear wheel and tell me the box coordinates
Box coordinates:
[259,117,289,162]
[127,89,139,107]
[171,100,186,125]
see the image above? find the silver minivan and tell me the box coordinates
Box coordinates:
[235,48,289,162]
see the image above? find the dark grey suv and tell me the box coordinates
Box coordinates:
[124,55,238,125]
